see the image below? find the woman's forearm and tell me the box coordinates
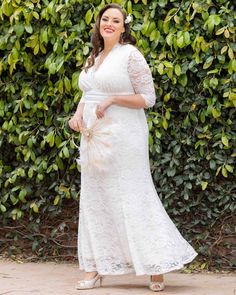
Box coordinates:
[75,102,85,116]
[110,94,147,109]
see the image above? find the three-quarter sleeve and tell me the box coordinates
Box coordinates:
[127,49,156,108]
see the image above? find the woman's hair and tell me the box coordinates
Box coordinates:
[83,4,136,72]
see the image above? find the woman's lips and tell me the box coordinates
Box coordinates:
[104,28,114,33]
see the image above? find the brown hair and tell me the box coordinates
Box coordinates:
[83,4,136,72]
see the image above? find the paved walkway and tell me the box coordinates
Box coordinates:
[0,261,235,295]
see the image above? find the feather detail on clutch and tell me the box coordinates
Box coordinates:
[74,116,120,172]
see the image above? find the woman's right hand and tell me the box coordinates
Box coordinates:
[68,114,84,132]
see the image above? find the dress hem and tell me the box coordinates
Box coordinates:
[78,252,198,276]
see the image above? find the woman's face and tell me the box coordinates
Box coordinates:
[99,8,125,43]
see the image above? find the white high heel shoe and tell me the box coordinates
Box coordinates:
[76,272,103,290]
[149,275,165,292]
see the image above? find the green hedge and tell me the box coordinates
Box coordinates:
[0,0,235,267]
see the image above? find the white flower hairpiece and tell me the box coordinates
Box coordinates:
[124,14,132,24]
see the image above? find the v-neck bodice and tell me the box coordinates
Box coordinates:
[78,42,156,108]
[78,44,136,102]
[93,43,121,72]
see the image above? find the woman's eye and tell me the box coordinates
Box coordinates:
[101,18,120,23]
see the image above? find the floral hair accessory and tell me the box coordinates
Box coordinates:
[124,14,132,24]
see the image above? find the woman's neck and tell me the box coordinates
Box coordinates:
[103,40,120,54]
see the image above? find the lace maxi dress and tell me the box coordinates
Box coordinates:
[77,43,197,276]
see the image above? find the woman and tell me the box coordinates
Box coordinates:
[69,3,197,292]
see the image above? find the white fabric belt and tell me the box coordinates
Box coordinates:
[84,91,134,103]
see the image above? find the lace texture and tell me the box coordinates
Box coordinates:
[77,43,197,276]
[127,49,156,108]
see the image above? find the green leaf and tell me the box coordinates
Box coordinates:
[165,110,170,119]
[183,32,191,45]
[25,25,33,33]
[166,33,174,46]
[157,63,164,75]
[205,15,221,33]
[59,79,64,94]
[55,136,62,148]
[37,174,44,181]
[63,146,70,158]
[215,27,224,35]
[163,61,173,68]
[14,23,24,37]
[163,20,169,34]
[176,34,184,48]
[164,93,171,102]
[201,181,208,191]
[221,167,228,177]
[31,203,39,213]
[141,21,149,35]
[46,131,55,147]
[2,1,14,16]
[221,135,229,147]
[72,72,80,90]
[174,64,181,76]
[83,45,89,55]
[229,92,236,100]
[216,166,221,176]
[32,11,39,20]
[54,195,60,206]
[64,76,71,92]
[34,43,39,55]
[212,108,221,118]
[0,204,7,213]
[85,9,93,25]
[221,45,228,54]
[41,29,48,43]
[225,164,233,173]
[28,167,34,178]
[157,0,168,8]
[162,117,168,130]
[167,167,176,177]
[173,145,181,155]
[183,115,190,127]
[150,29,158,42]
[224,29,230,38]
[178,74,188,87]
[127,0,132,13]
[19,189,27,201]
[209,160,216,170]
[203,56,214,69]
[228,48,234,60]
[47,1,54,14]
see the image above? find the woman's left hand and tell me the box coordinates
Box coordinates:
[96,98,113,119]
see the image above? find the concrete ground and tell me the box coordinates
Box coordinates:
[0,261,235,295]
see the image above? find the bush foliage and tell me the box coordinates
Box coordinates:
[0,0,235,267]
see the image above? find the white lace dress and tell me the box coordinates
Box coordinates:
[77,43,197,276]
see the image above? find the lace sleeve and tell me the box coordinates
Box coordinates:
[127,49,156,108]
